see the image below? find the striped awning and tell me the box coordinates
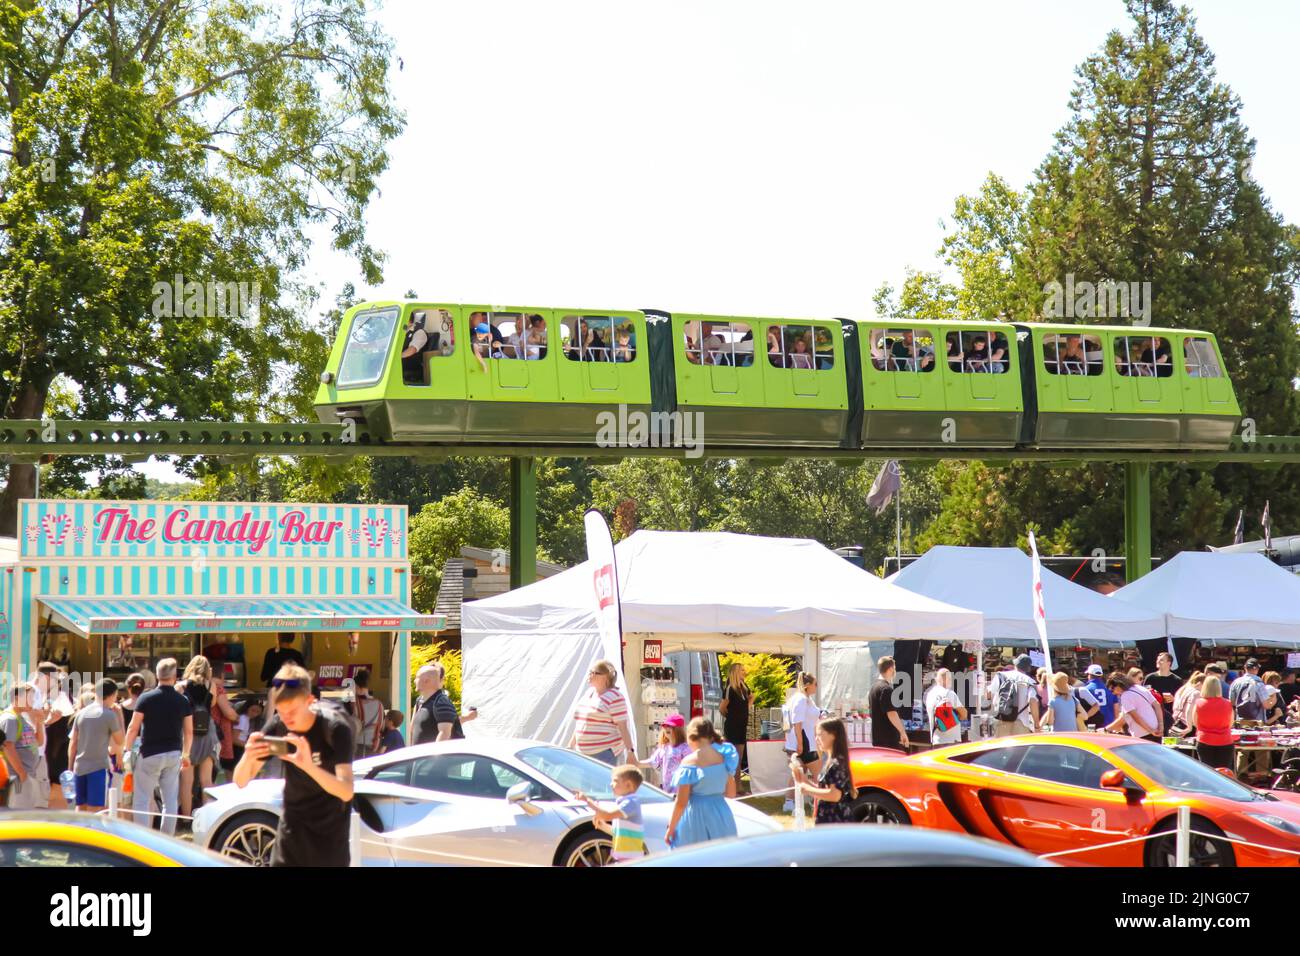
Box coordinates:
[36,595,444,638]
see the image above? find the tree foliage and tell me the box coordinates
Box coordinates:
[719,652,794,710]
[409,639,461,710]
[0,0,404,531]
[406,488,513,612]
[884,0,1300,556]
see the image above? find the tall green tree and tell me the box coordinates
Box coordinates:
[0,0,403,531]
[406,487,514,612]
[886,1,1300,557]
[1017,0,1300,432]
[590,458,735,536]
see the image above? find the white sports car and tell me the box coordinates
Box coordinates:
[192,737,779,866]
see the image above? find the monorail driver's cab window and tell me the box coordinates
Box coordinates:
[400,308,455,385]
[338,306,401,388]
[1042,333,1103,376]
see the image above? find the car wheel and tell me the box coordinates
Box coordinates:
[559,830,614,868]
[212,811,280,867]
[849,789,911,825]
[1145,816,1235,868]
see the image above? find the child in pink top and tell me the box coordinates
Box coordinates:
[644,714,690,793]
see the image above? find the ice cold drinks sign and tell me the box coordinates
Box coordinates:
[94,506,341,553]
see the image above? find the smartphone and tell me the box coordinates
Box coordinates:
[262,735,292,756]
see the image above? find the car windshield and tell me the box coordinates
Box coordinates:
[1114,743,1263,803]
[516,746,671,804]
[337,306,399,387]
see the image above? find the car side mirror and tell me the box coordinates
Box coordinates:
[506,781,543,816]
[1101,769,1145,801]
[1100,770,1126,788]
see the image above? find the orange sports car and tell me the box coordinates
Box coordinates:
[846,732,1300,867]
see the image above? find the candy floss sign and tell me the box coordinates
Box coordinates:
[20,501,406,558]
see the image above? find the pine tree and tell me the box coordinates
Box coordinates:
[910,0,1300,556]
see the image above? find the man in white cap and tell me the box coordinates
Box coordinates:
[1082,663,1115,729]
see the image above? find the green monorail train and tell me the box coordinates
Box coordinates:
[313,301,1240,450]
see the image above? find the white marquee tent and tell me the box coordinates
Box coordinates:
[890,545,1167,647]
[461,530,983,750]
[1111,551,1300,649]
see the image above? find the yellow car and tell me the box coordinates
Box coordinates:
[0,813,239,867]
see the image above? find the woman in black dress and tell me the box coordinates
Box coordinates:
[720,663,752,789]
[791,717,858,824]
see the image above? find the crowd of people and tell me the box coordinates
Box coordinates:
[0,648,417,821]
[934,652,1300,773]
[22,644,1298,866]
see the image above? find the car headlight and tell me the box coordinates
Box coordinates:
[1246,813,1300,837]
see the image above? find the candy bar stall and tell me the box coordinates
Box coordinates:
[0,499,442,714]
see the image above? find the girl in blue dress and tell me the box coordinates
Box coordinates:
[665,717,738,848]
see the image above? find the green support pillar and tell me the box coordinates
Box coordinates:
[509,456,537,589]
[1124,461,1152,582]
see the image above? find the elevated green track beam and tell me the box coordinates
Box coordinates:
[3,420,1293,589]
[3,420,1300,464]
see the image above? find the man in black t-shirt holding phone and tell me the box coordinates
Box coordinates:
[235,663,355,867]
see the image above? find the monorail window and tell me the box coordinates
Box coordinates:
[484,312,547,361]
[400,308,454,385]
[1042,333,1103,376]
[1183,337,1222,378]
[944,330,1010,374]
[561,315,637,363]
[337,306,400,388]
[767,323,834,370]
[683,320,754,366]
[869,328,934,373]
[1114,336,1173,378]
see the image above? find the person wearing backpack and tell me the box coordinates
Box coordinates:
[123,658,193,836]
[987,655,1040,736]
[1229,659,1269,723]
[177,655,238,822]
[925,668,967,746]
[0,682,46,809]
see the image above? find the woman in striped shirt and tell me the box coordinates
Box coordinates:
[569,660,634,766]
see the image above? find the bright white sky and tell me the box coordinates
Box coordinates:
[305,0,1300,319]
[137,0,1300,483]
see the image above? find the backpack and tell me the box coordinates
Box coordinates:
[1233,679,1265,722]
[185,682,213,737]
[932,694,958,734]
[994,674,1025,722]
